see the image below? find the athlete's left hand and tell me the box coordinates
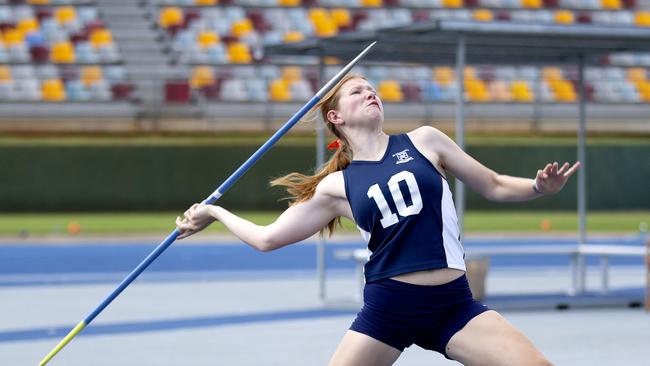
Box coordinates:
[534,161,581,195]
[176,203,217,239]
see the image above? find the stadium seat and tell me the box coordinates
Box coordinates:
[197,30,220,49]
[554,10,575,24]
[511,80,534,102]
[55,6,77,26]
[41,78,66,101]
[231,19,254,38]
[442,0,464,8]
[361,0,383,7]
[195,0,218,4]
[81,66,103,87]
[165,80,191,103]
[464,79,490,101]
[159,7,184,29]
[601,0,622,9]
[487,80,511,101]
[634,11,650,26]
[378,80,404,102]
[0,65,11,82]
[277,0,301,6]
[50,41,75,63]
[227,42,252,64]
[283,30,305,42]
[89,29,113,48]
[521,0,543,8]
[269,78,292,101]
[434,66,455,86]
[473,9,493,22]
[190,66,215,88]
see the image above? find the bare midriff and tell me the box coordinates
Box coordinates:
[391,267,465,286]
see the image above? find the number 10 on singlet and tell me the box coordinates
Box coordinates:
[367,170,423,228]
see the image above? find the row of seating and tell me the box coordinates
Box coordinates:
[0,5,121,63]
[0,64,132,101]
[159,6,650,66]
[155,0,637,10]
[163,64,650,103]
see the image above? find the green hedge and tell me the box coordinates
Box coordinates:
[1,144,648,211]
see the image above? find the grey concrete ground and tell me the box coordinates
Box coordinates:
[1,267,648,366]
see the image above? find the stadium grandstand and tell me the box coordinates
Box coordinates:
[0,0,649,131]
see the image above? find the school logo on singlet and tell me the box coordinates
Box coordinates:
[392,149,413,164]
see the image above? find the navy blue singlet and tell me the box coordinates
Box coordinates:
[343,133,465,283]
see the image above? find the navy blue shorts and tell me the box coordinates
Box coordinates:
[349,274,489,359]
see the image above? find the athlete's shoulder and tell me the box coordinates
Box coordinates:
[316,171,346,199]
[407,125,446,143]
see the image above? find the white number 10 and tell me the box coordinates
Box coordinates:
[366,171,423,228]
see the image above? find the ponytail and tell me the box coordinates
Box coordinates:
[271,74,364,236]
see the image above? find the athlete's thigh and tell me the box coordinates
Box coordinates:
[445,310,552,366]
[328,330,402,366]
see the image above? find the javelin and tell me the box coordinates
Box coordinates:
[39,41,376,366]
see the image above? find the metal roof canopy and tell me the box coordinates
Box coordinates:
[264,20,650,299]
[265,20,650,65]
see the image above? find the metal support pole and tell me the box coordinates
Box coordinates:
[577,55,588,293]
[317,49,327,301]
[455,34,466,240]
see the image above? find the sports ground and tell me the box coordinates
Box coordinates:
[1,233,647,366]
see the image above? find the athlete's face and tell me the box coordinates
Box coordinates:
[327,78,383,128]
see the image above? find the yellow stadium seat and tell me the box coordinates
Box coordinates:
[159,7,184,29]
[309,8,329,23]
[81,66,103,86]
[324,56,341,64]
[197,31,220,49]
[55,6,77,25]
[227,42,252,64]
[442,0,463,8]
[277,0,300,6]
[28,0,50,4]
[281,66,302,84]
[50,41,75,63]
[231,19,253,38]
[473,9,493,22]
[434,67,454,86]
[636,80,650,101]
[521,0,542,9]
[17,19,39,35]
[464,67,477,80]
[542,67,563,81]
[378,80,404,102]
[3,29,24,45]
[361,0,383,7]
[548,80,576,102]
[89,29,113,48]
[464,79,490,102]
[601,0,621,10]
[195,0,217,4]
[41,79,66,102]
[634,11,650,27]
[511,80,534,102]
[283,31,304,43]
[331,8,351,27]
[627,67,647,82]
[269,79,292,101]
[190,66,215,88]
[554,10,575,24]
[313,18,338,37]
[0,66,12,82]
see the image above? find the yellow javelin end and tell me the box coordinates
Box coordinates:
[39,321,86,366]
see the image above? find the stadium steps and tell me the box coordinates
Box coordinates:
[95,0,174,109]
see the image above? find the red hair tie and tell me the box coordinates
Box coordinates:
[327,139,342,150]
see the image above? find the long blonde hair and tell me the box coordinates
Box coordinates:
[271,74,364,236]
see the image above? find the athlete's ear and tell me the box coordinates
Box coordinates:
[327,109,344,125]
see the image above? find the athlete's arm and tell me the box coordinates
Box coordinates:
[409,126,579,202]
[176,172,351,251]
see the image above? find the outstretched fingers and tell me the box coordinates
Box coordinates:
[563,161,581,177]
